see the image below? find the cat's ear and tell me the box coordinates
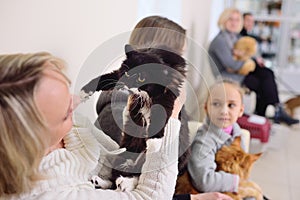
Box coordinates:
[231,136,242,147]
[251,152,263,162]
[125,44,136,57]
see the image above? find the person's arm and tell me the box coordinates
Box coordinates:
[173,192,233,200]
[52,89,184,200]
[136,117,180,199]
[190,192,233,200]
[209,34,244,72]
[188,132,239,193]
[61,117,180,200]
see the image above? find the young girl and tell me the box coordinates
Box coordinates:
[188,78,247,193]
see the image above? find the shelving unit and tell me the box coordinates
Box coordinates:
[231,0,300,93]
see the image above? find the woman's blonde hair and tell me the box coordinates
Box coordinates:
[129,15,186,54]
[217,8,243,32]
[0,52,67,195]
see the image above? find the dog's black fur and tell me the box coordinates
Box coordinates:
[81,45,191,189]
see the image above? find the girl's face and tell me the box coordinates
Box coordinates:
[205,83,244,128]
[35,68,74,151]
[225,11,242,33]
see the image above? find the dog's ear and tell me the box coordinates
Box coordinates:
[125,44,136,57]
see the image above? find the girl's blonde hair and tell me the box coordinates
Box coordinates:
[206,77,245,104]
[129,15,186,54]
[217,8,243,32]
[0,52,67,195]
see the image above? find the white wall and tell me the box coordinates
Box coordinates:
[1,0,216,121]
[0,0,138,84]
[0,0,140,121]
[137,0,182,24]
[181,0,217,120]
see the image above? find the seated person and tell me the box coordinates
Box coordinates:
[188,78,247,193]
[208,8,299,126]
[0,52,182,199]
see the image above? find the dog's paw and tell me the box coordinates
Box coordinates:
[115,176,138,192]
[90,175,112,189]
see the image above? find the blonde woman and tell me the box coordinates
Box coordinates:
[0,52,185,199]
[208,8,298,125]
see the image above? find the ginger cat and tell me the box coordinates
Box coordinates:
[215,136,263,200]
[176,136,263,200]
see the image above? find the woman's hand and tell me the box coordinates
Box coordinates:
[255,57,265,67]
[171,84,186,119]
[190,192,233,200]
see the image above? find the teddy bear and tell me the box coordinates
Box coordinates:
[233,36,257,75]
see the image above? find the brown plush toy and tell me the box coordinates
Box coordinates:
[233,36,257,75]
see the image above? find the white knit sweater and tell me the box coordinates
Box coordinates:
[7,113,180,200]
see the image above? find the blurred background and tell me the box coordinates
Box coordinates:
[1,1,300,199]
